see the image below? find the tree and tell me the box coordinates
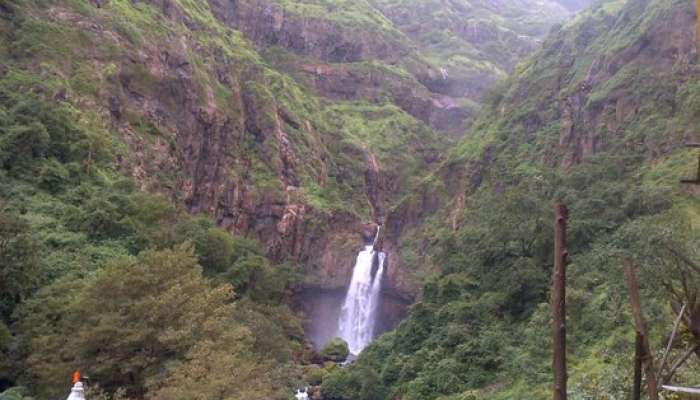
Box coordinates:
[0,122,49,172]
[0,208,40,320]
[146,336,268,400]
[0,91,108,176]
[16,245,251,398]
[321,366,384,400]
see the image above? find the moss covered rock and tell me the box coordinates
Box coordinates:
[321,337,349,362]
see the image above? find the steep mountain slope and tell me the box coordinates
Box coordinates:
[328,0,700,398]
[0,0,452,302]
[0,0,583,302]
[0,64,308,398]
[232,0,589,136]
[385,0,699,300]
[368,0,569,98]
[0,0,450,394]
[0,0,624,397]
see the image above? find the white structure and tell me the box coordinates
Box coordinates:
[66,382,86,400]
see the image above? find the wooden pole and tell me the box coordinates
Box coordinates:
[623,260,659,400]
[633,333,643,400]
[552,203,568,400]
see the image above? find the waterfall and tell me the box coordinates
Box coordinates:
[295,388,309,400]
[337,227,385,355]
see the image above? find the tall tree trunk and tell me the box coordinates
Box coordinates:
[552,203,568,400]
[623,260,659,400]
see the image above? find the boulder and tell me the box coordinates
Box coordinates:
[320,337,349,362]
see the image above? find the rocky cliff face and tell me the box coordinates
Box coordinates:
[381,0,699,286]
[298,62,475,138]
[202,0,588,137]
[367,0,587,112]
[178,0,593,300]
[0,0,424,304]
[207,0,410,63]
[0,0,592,314]
[137,0,599,299]
[553,0,696,167]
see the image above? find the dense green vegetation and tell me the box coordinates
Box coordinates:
[330,159,697,399]
[0,0,697,399]
[368,0,572,91]
[324,0,700,398]
[0,0,449,396]
[0,0,444,224]
[0,81,308,398]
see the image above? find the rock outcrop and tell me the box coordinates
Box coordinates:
[207,0,411,63]
[203,0,582,137]
[1,0,596,335]
[379,0,699,293]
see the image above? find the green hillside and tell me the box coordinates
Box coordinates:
[327,0,700,398]
[2,0,699,399]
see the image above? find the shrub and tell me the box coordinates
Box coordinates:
[305,365,327,386]
[0,387,32,400]
[321,366,384,400]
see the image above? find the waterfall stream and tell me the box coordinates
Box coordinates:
[337,228,385,355]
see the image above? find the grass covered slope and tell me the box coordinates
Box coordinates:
[0,0,452,277]
[225,0,587,136]
[0,0,446,397]
[0,78,308,399]
[326,0,700,398]
[368,0,573,95]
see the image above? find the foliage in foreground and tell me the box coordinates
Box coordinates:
[17,245,266,399]
[0,79,305,399]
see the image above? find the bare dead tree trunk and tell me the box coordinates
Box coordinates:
[624,260,659,400]
[657,303,687,382]
[552,203,568,400]
[633,333,643,400]
[664,343,700,384]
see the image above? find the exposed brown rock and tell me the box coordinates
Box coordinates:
[300,63,475,136]
[207,0,410,63]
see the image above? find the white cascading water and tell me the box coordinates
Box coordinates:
[337,227,385,355]
[294,388,309,400]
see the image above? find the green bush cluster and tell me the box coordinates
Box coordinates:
[324,0,700,397]
[0,85,305,399]
[320,366,384,400]
[327,146,690,400]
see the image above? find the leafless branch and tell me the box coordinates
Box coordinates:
[656,303,687,384]
[663,343,700,384]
